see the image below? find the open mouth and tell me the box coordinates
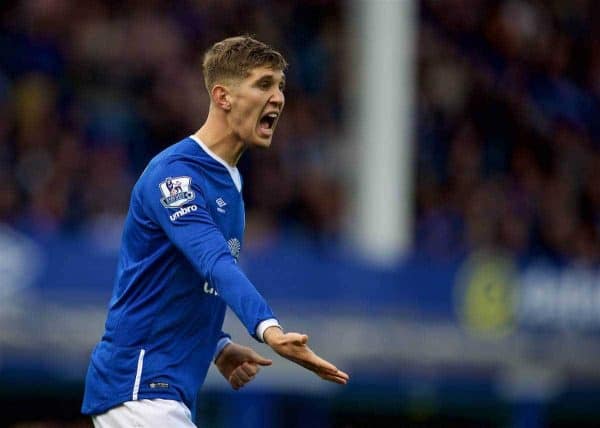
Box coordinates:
[258,112,279,135]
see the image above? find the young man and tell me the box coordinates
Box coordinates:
[81,36,349,427]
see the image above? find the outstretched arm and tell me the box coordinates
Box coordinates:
[263,326,350,385]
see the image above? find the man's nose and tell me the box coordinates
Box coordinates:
[270,89,285,107]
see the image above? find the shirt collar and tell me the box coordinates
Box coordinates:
[190,135,242,192]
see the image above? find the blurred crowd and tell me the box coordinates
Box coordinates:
[416,0,600,265]
[0,0,344,246]
[1,0,599,265]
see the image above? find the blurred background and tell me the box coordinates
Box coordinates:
[1,0,599,427]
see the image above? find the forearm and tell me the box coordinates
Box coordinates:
[211,256,279,340]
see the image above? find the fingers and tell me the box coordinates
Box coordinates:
[334,369,350,382]
[229,375,242,390]
[296,358,350,385]
[229,362,260,390]
[318,370,349,385]
[232,368,252,384]
[324,368,350,383]
[267,332,350,386]
[314,357,338,375]
[311,360,348,382]
[294,347,338,375]
[240,362,259,377]
[304,356,349,384]
[229,370,249,390]
[281,342,350,384]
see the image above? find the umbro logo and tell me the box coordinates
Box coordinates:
[216,197,227,213]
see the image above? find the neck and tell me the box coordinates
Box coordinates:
[193,108,245,167]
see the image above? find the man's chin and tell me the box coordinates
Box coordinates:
[250,136,273,148]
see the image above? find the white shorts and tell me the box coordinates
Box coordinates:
[92,398,196,428]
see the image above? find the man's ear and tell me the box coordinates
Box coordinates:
[211,85,231,111]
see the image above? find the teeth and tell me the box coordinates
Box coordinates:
[267,113,278,118]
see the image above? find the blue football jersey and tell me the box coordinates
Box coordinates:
[82,136,276,415]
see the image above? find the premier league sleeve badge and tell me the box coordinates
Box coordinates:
[159,176,196,208]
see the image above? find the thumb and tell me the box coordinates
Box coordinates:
[248,350,272,366]
[286,332,309,345]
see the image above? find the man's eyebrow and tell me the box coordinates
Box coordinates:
[255,73,285,86]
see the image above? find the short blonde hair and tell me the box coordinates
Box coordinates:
[202,35,288,92]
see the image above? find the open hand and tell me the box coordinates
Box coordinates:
[264,327,349,385]
[215,342,272,390]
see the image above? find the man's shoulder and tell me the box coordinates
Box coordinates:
[143,138,205,178]
[149,137,197,165]
[136,137,211,200]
